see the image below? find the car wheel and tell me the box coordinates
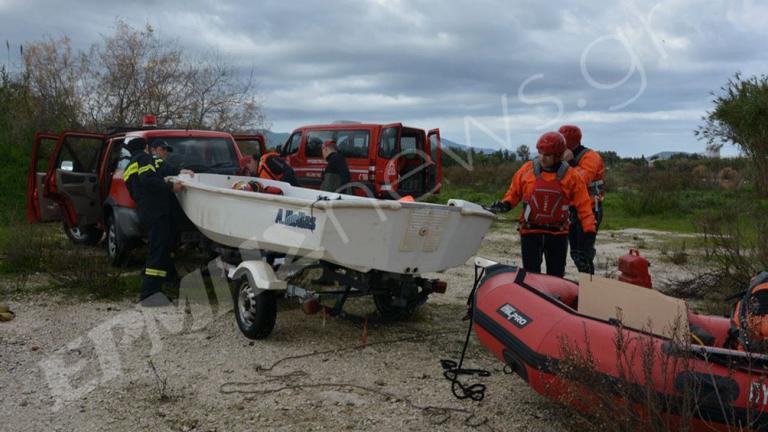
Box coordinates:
[106,215,130,266]
[232,276,277,340]
[63,223,103,246]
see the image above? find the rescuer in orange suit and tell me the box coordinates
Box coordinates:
[559,125,605,274]
[490,132,596,277]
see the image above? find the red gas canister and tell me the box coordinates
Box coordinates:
[618,248,652,289]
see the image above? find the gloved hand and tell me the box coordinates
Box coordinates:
[583,231,597,252]
[489,200,512,213]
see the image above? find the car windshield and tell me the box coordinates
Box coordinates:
[149,137,239,174]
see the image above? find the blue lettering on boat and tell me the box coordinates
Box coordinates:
[275,209,317,231]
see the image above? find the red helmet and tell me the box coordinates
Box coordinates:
[558,125,582,150]
[536,132,566,156]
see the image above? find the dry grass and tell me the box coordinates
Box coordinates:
[553,317,721,432]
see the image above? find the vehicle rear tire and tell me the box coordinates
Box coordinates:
[106,215,131,266]
[63,223,103,246]
[373,282,426,322]
[232,276,277,339]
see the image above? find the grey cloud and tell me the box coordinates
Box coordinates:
[0,0,765,155]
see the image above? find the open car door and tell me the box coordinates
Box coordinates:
[232,134,267,163]
[376,123,402,196]
[427,128,442,193]
[26,132,63,223]
[44,131,107,231]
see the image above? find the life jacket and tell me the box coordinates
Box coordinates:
[258,152,288,181]
[730,272,768,351]
[521,161,571,232]
[231,180,283,195]
[573,147,605,197]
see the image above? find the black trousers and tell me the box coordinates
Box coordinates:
[140,214,176,300]
[521,233,569,277]
[568,201,603,274]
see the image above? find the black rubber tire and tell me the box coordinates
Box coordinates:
[105,215,131,267]
[63,223,103,246]
[232,276,277,340]
[373,282,425,322]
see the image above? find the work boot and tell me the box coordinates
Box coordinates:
[0,311,15,322]
[139,292,174,308]
[0,303,9,313]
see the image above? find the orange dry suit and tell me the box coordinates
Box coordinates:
[502,160,596,235]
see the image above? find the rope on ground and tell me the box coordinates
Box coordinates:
[440,264,491,401]
[218,331,496,431]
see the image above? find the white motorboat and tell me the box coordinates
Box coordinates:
[173,173,495,274]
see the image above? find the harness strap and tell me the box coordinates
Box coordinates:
[573,147,589,165]
[532,160,569,180]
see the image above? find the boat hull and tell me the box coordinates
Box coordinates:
[174,173,494,273]
[473,264,768,431]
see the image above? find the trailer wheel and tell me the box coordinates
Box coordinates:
[232,276,277,339]
[373,282,426,322]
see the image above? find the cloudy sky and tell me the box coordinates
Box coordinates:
[2,0,766,156]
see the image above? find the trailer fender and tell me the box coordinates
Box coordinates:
[232,261,287,291]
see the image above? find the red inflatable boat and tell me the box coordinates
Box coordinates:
[472,258,768,431]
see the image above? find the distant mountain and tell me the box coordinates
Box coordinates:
[441,138,497,154]
[262,131,290,149]
[648,151,695,161]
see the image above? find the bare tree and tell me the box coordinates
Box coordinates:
[21,19,267,133]
[22,36,91,129]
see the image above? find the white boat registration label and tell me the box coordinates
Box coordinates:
[497,303,532,329]
[275,208,317,231]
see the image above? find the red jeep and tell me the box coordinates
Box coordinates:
[27,125,265,265]
[280,122,442,198]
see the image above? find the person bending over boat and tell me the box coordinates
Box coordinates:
[256,151,299,186]
[237,154,259,176]
[490,131,596,277]
[124,137,184,306]
[320,140,351,194]
[559,125,605,275]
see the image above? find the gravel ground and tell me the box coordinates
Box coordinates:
[0,228,695,432]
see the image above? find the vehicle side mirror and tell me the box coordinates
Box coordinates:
[60,160,74,171]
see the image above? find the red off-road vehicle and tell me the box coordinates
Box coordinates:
[280,122,442,198]
[27,123,265,265]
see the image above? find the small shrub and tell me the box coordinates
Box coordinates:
[696,202,768,292]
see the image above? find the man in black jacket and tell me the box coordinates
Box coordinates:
[123,137,181,306]
[320,140,351,194]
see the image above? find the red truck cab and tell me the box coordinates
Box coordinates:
[280,122,442,199]
[27,126,265,265]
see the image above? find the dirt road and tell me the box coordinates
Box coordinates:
[0,228,692,431]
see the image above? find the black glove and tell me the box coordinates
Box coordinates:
[582,231,597,252]
[489,200,512,213]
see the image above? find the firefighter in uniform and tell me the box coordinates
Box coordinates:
[491,131,596,277]
[150,140,179,177]
[558,125,605,274]
[256,152,299,186]
[123,137,180,306]
[320,140,351,193]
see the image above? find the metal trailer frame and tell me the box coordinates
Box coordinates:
[212,244,446,339]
